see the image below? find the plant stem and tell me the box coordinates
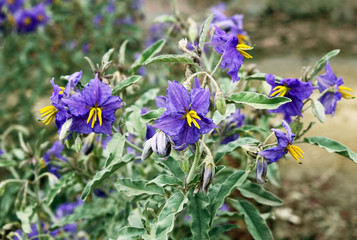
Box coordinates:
[186,142,200,186]
[34,167,43,239]
[210,55,223,76]
[263,132,275,145]
[125,139,143,153]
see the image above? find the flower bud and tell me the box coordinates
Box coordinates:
[141,138,153,161]
[151,131,171,158]
[242,144,258,159]
[178,38,188,52]
[195,162,215,194]
[256,155,268,184]
[82,133,96,155]
[215,92,226,115]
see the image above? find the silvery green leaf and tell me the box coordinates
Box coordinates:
[155,157,186,182]
[134,88,160,108]
[101,48,114,67]
[245,73,282,81]
[312,99,325,123]
[215,137,259,163]
[309,49,340,81]
[104,133,126,167]
[16,206,33,234]
[46,173,75,205]
[141,108,165,123]
[144,54,194,65]
[188,190,210,240]
[154,14,177,23]
[119,40,129,66]
[199,14,214,51]
[112,75,142,95]
[227,92,291,110]
[146,174,183,187]
[115,179,165,197]
[212,104,236,125]
[59,118,72,140]
[238,180,283,206]
[116,227,146,240]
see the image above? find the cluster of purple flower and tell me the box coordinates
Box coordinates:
[0,0,50,33]
[40,72,123,136]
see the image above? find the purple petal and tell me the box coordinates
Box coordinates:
[101,95,123,111]
[155,96,167,108]
[82,75,112,107]
[190,88,210,115]
[165,81,190,112]
[282,120,295,141]
[197,115,217,134]
[258,146,287,163]
[153,111,185,136]
[172,123,201,146]
[271,128,289,148]
[62,92,89,117]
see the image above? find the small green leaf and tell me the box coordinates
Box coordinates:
[227,92,291,110]
[155,191,187,240]
[105,133,126,167]
[209,170,250,224]
[59,118,72,140]
[16,206,33,234]
[309,49,340,80]
[199,14,214,51]
[311,99,325,123]
[230,199,274,240]
[0,159,17,167]
[238,180,283,206]
[134,88,160,108]
[130,39,166,73]
[267,163,281,188]
[154,14,177,23]
[188,190,210,240]
[210,224,238,238]
[144,54,194,65]
[46,173,75,205]
[156,157,186,182]
[81,154,135,201]
[115,179,165,197]
[101,48,114,67]
[119,40,129,66]
[146,174,183,187]
[141,108,165,123]
[304,136,357,163]
[126,106,147,140]
[215,137,259,163]
[245,73,282,81]
[113,75,142,95]
[212,104,236,125]
[116,227,146,240]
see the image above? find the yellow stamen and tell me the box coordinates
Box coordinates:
[237,34,248,44]
[37,14,44,22]
[24,17,32,26]
[59,87,65,95]
[183,109,201,129]
[87,106,103,128]
[236,43,253,59]
[270,85,290,97]
[286,144,304,162]
[338,86,354,99]
[40,105,57,125]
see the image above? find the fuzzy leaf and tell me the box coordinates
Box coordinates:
[238,181,283,206]
[16,206,33,234]
[113,75,142,95]
[104,133,126,167]
[119,40,129,66]
[156,157,186,182]
[188,190,211,240]
[227,92,291,110]
[81,154,135,200]
[304,136,357,163]
[215,137,259,163]
[141,108,165,123]
[199,14,214,50]
[134,88,160,108]
[245,73,282,81]
[309,49,340,80]
[146,174,184,187]
[155,191,188,240]
[267,163,281,188]
[144,54,194,65]
[212,104,236,125]
[46,173,75,205]
[311,99,325,123]
[230,199,274,240]
[116,227,146,240]
[115,179,165,197]
[59,118,72,140]
[130,39,166,73]
[210,224,238,238]
[101,48,114,67]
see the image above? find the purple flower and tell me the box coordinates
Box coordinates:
[31,3,49,26]
[62,75,123,135]
[93,14,103,26]
[55,198,83,236]
[210,3,227,23]
[14,9,37,33]
[106,0,115,13]
[219,203,229,211]
[256,156,268,184]
[210,26,252,82]
[258,120,304,163]
[220,109,245,144]
[266,74,316,122]
[5,0,23,13]
[153,81,216,149]
[316,61,354,116]
[43,141,67,178]
[155,96,166,108]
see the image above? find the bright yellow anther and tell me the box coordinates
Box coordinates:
[286,144,304,162]
[40,105,57,125]
[24,17,32,26]
[237,34,248,44]
[236,43,253,59]
[270,85,290,97]
[59,87,65,95]
[183,109,201,129]
[338,86,354,99]
[87,106,103,128]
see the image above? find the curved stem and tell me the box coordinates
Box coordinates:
[210,55,223,76]
[125,139,143,153]
[186,142,200,186]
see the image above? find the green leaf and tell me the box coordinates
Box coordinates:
[104,133,126,167]
[210,224,238,238]
[199,14,214,51]
[81,154,135,200]
[0,159,17,167]
[130,39,166,73]
[309,49,340,80]
[126,106,147,140]
[215,137,259,163]
[238,181,283,206]
[16,206,33,234]
[155,191,188,240]
[134,88,160,108]
[311,99,325,123]
[146,174,183,187]
[188,190,210,240]
[101,48,114,67]
[46,173,75,205]
[209,170,250,224]
[115,179,165,197]
[141,108,165,123]
[304,136,357,163]
[267,163,281,188]
[212,104,236,125]
[230,199,274,240]
[113,75,142,95]
[119,40,129,66]
[245,73,282,81]
[227,92,291,110]
[116,227,146,240]
[156,157,186,182]
[144,54,194,65]
[154,14,177,23]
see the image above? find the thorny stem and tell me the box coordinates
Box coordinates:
[125,139,143,153]
[186,142,200,186]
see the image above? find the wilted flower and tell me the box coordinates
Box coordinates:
[316,61,354,116]
[153,81,216,149]
[220,109,245,144]
[258,120,304,163]
[62,75,123,135]
[266,74,316,122]
[43,141,67,178]
[210,25,253,82]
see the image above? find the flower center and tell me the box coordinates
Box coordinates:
[286,144,304,162]
[270,85,290,97]
[24,17,32,26]
[338,86,354,99]
[183,109,201,129]
[237,34,248,44]
[59,87,65,95]
[236,43,253,59]
[37,14,44,22]
[40,105,57,125]
[87,105,103,128]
